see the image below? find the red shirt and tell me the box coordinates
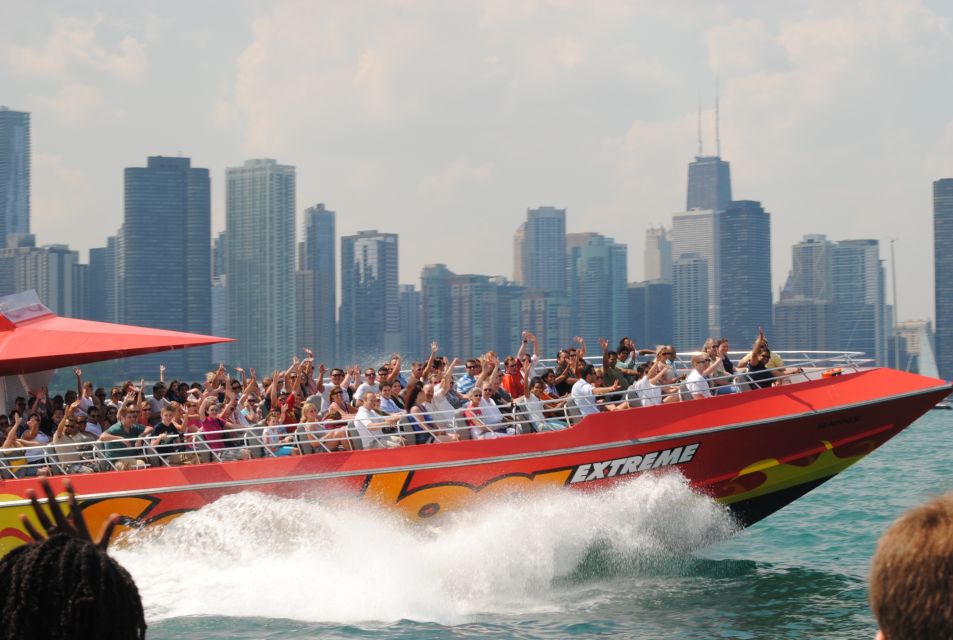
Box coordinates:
[501,364,525,398]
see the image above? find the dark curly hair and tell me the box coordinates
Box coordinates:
[0,533,146,639]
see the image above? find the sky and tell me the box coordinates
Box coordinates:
[2,0,952,322]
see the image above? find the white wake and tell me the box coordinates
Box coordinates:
[113,473,735,624]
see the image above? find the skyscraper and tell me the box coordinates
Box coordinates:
[671,209,719,335]
[686,155,732,212]
[672,254,709,349]
[0,107,30,247]
[449,274,498,358]
[340,230,399,362]
[512,222,525,284]
[399,284,422,359]
[644,226,672,281]
[773,234,837,351]
[226,159,296,372]
[832,239,887,364]
[514,289,571,357]
[0,237,80,317]
[718,200,771,345]
[522,206,566,292]
[934,178,953,380]
[790,234,833,300]
[565,233,628,346]
[124,156,211,377]
[628,280,674,349]
[420,263,454,351]
[296,204,336,363]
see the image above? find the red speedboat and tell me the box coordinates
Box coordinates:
[0,364,946,555]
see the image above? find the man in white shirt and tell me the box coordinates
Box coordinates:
[354,393,402,449]
[353,368,381,403]
[686,354,713,400]
[571,365,622,416]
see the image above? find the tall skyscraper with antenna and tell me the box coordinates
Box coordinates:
[686,93,732,212]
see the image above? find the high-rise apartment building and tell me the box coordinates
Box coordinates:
[0,237,80,317]
[226,159,296,372]
[774,234,837,351]
[672,254,709,349]
[449,274,498,358]
[934,178,953,380]
[832,239,887,365]
[0,107,30,247]
[514,289,571,357]
[672,209,719,336]
[521,207,566,292]
[719,200,771,345]
[340,230,399,363]
[686,155,731,213]
[124,156,211,377]
[296,204,336,363]
[566,233,628,346]
[644,226,672,281]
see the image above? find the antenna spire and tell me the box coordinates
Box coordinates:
[715,78,721,158]
[697,92,703,156]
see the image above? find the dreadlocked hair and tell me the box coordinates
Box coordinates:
[0,533,146,640]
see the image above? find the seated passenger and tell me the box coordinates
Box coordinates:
[523,377,567,432]
[478,385,516,434]
[197,398,251,461]
[52,402,95,473]
[312,405,352,452]
[379,381,401,414]
[686,354,714,400]
[354,393,402,449]
[571,365,623,416]
[149,405,197,465]
[99,408,153,470]
[463,389,511,439]
[629,362,668,407]
[261,404,298,456]
[653,346,682,403]
[353,368,380,403]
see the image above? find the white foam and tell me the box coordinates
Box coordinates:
[113,473,735,624]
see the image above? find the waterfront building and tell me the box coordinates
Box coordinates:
[686,155,731,213]
[566,233,628,347]
[0,107,30,247]
[644,226,672,282]
[296,204,336,363]
[790,234,834,300]
[521,206,566,292]
[895,319,938,376]
[226,159,296,372]
[124,156,211,377]
[672,254,709,349]
[719,200,772,345]
[491,277,525,356]
[340,230,399,363]
[832,239,887,365]
[399,284,422,359]
[672,209,719,335]
[628,280,674,350]
[0,235,81,317]
[935,178,953,380]
[449,274,499,358]
[420,264,454,351]
[773,297,838,351]
[514,288,571,357]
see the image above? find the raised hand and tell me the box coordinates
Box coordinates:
[73,367,82,378]
[598,337,609,351]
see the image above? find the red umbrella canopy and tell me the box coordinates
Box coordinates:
[0,291,233,376]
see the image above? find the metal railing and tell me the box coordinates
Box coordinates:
[0,351,871,478]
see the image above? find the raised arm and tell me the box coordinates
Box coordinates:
[599,337,610,370]
[385,354,401,384]
[159,363,166,384]
[420,342,439,382]
[515,334,528,361]
[198,396,215,422]
[74,367,84,399]
[442,357,459,391]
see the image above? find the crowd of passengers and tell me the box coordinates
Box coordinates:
[0,328,800,476]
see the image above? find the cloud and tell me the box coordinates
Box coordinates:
[4,16,147,80]
[31,153,94,251]
[33,83,103,125]
[419,158,496,201]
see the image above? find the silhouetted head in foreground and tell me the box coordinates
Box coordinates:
[0,533,146,639]
[0,478,145,639]
[870,492,953,640]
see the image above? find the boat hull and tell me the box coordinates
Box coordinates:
[1,368,947,554]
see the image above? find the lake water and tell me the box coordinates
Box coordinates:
[114,411,953,639]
